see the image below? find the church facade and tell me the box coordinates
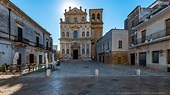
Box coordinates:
[60,6,103,60]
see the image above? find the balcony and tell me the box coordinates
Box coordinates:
[131,29,170,47]
[39,44,44,49]
[14,36,29,45]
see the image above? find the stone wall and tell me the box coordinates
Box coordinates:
[110,51,129,65]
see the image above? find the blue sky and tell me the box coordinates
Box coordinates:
[10,0,155,49]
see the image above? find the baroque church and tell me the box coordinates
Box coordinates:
[60,6,103,60]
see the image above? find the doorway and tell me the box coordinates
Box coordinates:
[29,54,34,63]
[39,55,42,64]
[17,54,21,65]
[118,57,121,64]
[139,52,146,67]
[73,50,78,59]
[167,50,170,64]
[130,53,135,65]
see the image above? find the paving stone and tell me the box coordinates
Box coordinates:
[0,61,170,95]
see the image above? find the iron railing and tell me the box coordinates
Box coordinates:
[133,29,170,45]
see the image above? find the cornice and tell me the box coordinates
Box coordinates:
[1,0,51,35]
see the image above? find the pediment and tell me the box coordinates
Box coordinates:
[65,7,86,15]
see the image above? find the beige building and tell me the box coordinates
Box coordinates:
[129,1,170,71]
[97,29,129,64]
[59,6,103,60]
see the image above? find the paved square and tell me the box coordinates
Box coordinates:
[0,60,170,95]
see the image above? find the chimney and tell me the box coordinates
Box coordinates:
[65,9,67,13]
[85,9,86,13]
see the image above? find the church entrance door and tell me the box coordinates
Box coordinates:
[73,50,78,59]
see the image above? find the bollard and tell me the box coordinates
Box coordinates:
[46,69,51,77]
[137,69,141,76]
[95,69,99,76]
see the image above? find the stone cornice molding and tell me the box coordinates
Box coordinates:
[0,0,51,35]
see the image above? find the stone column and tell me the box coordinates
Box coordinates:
[80,44,82,57]
[80,27,82,38]
[69,44,71,57]
[85,27,86,37]
[65,44,66,58]
[60,44,62,58]
[89,43,91,58]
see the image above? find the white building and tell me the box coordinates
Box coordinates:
[130,4,170,71]
[97,29,129,64]
[0,0,53,66]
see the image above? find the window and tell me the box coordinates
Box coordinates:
[62,49,65,54]
[166,18,170,36]
[66,17,69,22]
[118,40,122,48]
[74,31,78,38]
[141,30,146,43]
[67,49,69,54]
[82,17,85,22]
[131,20,135,28]
[87,31,89,37]
[46,41,48,50]
[17,27,23,41]
[82,31,85,37]
[131,35,135,44]
[92,13,95,20]
[97,13,100,21]
[152,51,159,63]
[82,48,85,54]
[62,32,65,37]
[107,42,109,49]
[74,17,78,23]
[36,36,39,47]
[66,32,69,37]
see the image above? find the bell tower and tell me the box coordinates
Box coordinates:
[89,9,103,60]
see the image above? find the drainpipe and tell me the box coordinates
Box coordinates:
[8,8,11,40]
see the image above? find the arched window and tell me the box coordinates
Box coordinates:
[62,49,65,54]
[86,31,89,37]
[97,13,100,21]
[82,17,85,22]
[82,31,85,37]
[66,49,69,54]
[92,13,95,20]
[62,32,65,37]
[74,30,78,38]
[66,17,69,22]
[66,32,69,37]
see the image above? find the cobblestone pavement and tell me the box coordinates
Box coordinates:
[0,60,170,95]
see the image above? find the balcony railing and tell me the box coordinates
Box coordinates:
[39,44,44,49]
[133,29,170,46]
[14,36,29,45]
[0,31,47,50]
